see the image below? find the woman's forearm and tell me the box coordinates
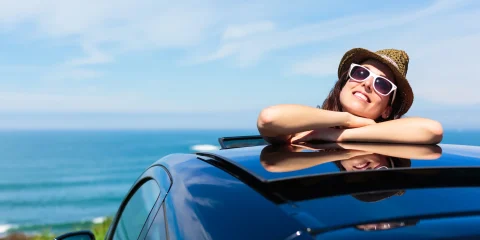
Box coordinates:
[339,117,444,144]
[257,104,349,137]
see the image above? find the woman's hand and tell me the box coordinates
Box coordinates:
[336,117,444,144]
[345,113,377,128]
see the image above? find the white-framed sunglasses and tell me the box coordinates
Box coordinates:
[348,63,397,105]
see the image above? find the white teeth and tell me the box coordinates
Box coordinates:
[354,92,368,102]
[356,163,368,168]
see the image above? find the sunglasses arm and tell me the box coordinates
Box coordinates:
[391,90,397,106]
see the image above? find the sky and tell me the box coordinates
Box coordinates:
[0,0,479,130]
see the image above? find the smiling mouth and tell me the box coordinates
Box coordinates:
[353,91,371,103]
[353,162,370,170]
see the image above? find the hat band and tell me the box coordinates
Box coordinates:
[379,54,399,70]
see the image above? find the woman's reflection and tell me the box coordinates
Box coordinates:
[260,142,441,173]
[336,153,397,171]
[260,142,442,203]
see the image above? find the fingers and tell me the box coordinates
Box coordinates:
[290,130,314,143]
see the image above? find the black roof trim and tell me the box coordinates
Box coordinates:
[312,210,480,235]
[195,152,480,205]
[196,151,266,181]
[195,152,286,204]
[267,167,480,201]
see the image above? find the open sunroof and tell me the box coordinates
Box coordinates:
[218,135,268,149]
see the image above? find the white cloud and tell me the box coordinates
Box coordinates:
[0,64,44,73]
[64,44,112,67]
[0,89,285,113]
[402,32,479,104]
[42,67,103,81]
[390,22,480,105]
[195,0,469,66]
[1,0,479,111]
[290,52,341,77]
[0,91,172,112]
[0,0,219,69]
[190,44,242,64]
[222,21,275,40]
[0,0,228,85]
[287,2,480,105]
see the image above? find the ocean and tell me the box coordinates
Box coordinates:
[1,129,479,236]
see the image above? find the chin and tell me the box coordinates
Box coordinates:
[339,90,382,119]
[341,101,378,120]
[348,108,373,119]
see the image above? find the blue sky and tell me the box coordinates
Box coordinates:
[0,0,479,130]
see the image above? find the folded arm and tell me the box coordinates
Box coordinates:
[294,117,444,144]
[257,104,374,144]
[339,117,443,144]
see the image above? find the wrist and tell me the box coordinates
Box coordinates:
[337,128,351,141]
[340,112,352,127]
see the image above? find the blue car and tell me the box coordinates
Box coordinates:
[55,136,480,240]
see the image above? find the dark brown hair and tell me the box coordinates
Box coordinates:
[320,63,405,122]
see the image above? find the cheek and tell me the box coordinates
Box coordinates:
[379,158,390,166]
[373,93,391,108]
[339,82,353,101]
[343,80,356,89]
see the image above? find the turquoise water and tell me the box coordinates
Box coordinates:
[0,129,479,235]
[0,129,257,236]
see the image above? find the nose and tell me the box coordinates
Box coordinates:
[361,76,374,92]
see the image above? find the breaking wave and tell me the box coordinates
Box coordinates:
[190,144,220,151]
[0,224,17,235]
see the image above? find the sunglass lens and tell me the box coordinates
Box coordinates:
[374,77,393,95]
[350,66,370,80]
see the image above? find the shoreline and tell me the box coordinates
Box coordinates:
[1,217,112,240]
[0,233,34,240]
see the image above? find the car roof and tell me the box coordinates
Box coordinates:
[195,136,480,236]
[199,140,480,182]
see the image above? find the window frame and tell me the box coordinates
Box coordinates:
[106,164,172,240]
[143,201,168,240]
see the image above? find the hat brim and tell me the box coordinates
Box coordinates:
[338,48,414,118]
[352,190,405,202]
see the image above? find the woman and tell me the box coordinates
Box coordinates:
[257,48,443,145]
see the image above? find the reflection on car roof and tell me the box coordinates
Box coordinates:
[198,142,480,182]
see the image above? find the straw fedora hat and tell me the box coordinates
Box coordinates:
[338,48,414,118]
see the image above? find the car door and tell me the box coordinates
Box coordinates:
[106,165,172,240]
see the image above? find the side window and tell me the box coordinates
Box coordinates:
[145,202,167,240]
[113,179,160,240]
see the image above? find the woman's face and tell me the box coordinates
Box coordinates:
[340,154,391,171]
[339,59,396,120]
